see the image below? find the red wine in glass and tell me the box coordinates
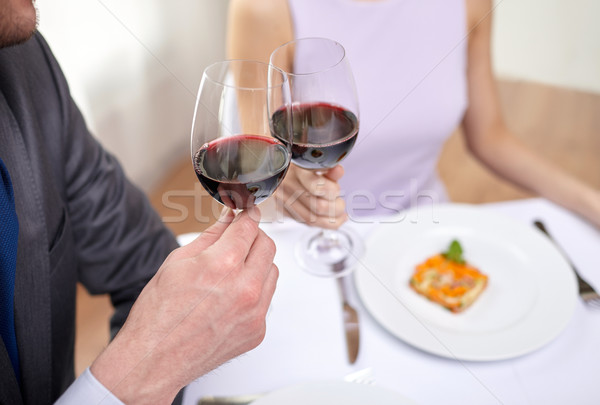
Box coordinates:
[190,60,293,213]
[270,37,363,278]
[271,102,358,170]
[193,135,290,210]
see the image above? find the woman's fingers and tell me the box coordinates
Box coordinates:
[279,185,345,217]
[323,165,344,182]
[274,164,347,228]
[294,168,341,200]
[279,190,348,229]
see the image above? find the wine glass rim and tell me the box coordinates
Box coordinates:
[270,36,347,77]
[202,59,288,91]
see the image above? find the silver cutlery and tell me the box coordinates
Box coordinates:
[197,393,263,405]
[343,366,374,386]
[197,368,375,405]
[337,275,360,364]
[534,220,600,307]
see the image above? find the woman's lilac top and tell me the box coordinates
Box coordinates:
[287,0,469,218]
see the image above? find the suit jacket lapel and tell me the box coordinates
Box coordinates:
[0,342,23,405]
[0,92,52,405]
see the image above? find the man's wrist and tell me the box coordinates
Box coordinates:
[90,334,182,405]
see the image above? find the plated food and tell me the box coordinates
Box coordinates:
[356,204,577,360]
[409,240,488,313]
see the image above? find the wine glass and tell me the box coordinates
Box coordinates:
[191,60,292,213]
[270,37,364,278]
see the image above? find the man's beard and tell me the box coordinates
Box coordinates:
[0,1,39,49]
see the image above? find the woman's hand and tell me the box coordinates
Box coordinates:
[274,164,348,229]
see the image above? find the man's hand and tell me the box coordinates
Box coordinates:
[274,164,347,229]
[90,207,278,404]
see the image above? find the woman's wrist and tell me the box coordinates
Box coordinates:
[579,188,600,228]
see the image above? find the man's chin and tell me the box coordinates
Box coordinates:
[0,3,38,49]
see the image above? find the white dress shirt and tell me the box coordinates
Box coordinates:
[54,368,124,405]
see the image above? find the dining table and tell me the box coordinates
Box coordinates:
[180,198,600,405]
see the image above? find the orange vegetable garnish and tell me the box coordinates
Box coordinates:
[409,245,488,313]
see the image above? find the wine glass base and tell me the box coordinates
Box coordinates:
[295,227,364,278]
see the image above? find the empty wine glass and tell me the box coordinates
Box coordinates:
[270,37,364,278]
[191,60,292,213]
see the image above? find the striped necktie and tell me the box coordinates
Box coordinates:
[0,157,20,382]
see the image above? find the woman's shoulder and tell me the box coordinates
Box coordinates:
[465,0,493,30]
[227,0,293,61]
[228,0,290,24]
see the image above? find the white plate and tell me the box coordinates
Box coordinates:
[354,204,578,361]
[252,380,418,405]
[176,232,201,246]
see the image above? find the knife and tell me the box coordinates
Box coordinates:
[197,393,262,405]
[337,275,360,364]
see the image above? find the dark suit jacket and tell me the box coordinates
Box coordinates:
[0,33,180,404]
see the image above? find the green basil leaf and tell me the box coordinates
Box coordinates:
[442,239,465,264]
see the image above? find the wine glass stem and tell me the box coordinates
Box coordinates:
[319,229,342,245]
[309,228,350,265]
[296,225,364,278]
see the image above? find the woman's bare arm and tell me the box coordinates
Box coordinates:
[462,0,600,227]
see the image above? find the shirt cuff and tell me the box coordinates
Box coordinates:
[55,368,125,405]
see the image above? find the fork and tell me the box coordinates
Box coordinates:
[343,367,375,386]
[534,220,600,307]
[197,367,375,404]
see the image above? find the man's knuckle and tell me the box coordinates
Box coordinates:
[221,250,242,269]
[239,283,262,307]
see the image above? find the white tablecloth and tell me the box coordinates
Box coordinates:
[181,198,600,405]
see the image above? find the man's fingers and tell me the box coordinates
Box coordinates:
[257,263,279,313]
[244,229,276,271]
[183,208,235,255]
[211,208,261,264]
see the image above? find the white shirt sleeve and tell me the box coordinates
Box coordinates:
[54,368,125,405]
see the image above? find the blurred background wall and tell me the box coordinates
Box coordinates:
[37,0,599,192]
[492,0,600,94]
[37,0,229,191]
